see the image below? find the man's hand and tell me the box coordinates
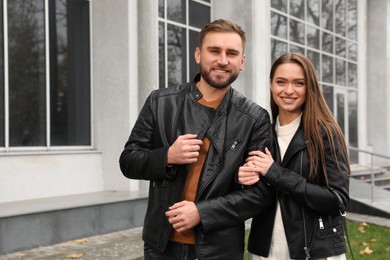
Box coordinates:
[165,201,201,232]
[167,134,203,165]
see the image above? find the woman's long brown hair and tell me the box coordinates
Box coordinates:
[270,53,350,182]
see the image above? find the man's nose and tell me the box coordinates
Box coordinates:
[217,53,228,65]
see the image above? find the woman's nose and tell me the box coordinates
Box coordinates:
[285,83,294,94]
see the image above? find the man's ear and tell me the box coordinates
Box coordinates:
[195,47,201,64]
[240,54,246,70]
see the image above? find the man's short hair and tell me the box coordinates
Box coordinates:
[199,19,246,51]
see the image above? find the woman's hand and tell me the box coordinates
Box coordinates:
[238,163,260,185]
[245,147,274,177]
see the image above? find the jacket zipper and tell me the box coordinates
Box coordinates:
[230,140,238,150]
[318,216,324,229]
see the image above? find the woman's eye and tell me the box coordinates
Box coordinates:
[296,81,305,86]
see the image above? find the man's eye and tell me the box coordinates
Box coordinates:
[227,52,239,57]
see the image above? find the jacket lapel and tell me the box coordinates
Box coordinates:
[196,89,233,199]
[281,127,307,167]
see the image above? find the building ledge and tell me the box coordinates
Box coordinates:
[0,191,148,255]
[0,190,148,218]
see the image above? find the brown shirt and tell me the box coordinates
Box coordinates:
[169,96,222,244]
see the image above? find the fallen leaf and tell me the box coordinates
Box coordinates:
[66,253,84,259]
[386,245,390,251]
[357,225,366,233]
[73,239,88,244]
[359,246,373,255]
[368,239,377,243]
[357,222,369,233]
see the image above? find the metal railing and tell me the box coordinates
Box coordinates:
[348,146,390,203]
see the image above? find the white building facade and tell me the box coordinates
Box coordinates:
[0,0,388,206]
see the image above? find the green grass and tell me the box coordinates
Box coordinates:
[244,220,390,260]
[345,220,390,260]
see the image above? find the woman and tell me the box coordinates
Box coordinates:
[239,53,350,259]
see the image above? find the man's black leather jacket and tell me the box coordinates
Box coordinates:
[248,124,350,259]
[120,75,272,259]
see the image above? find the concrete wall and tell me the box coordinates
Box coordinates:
[92,0,136,192]
[367,0,390,157]
[0,153,104,203]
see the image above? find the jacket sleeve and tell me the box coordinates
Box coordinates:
[196,110,273,233]
[119,91,173,180]
[264,132,350,216]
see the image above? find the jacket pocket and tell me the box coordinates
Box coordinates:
[226,138,243,151]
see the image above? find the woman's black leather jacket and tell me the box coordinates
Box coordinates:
[248,124,350,259]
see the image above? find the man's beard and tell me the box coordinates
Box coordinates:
[200,66,239,89]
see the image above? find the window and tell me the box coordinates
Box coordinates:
[270,0,358,147]
[158,0,211,88]
[0,0,91,149]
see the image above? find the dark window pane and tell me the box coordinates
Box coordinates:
[167,24,186,87]
[290,19,304,45]
[158,0,164,18]
[335,37,346,57]
[347,0,357,40]
[336,93,345,132]
[167,0,185,23]
[289,44,304,54]
[189,1,210,28]
[348,62,357,88]
[306,25,319,49]
[307,0,319,25]
[322,0,333,31]
[0,0,4,146]
[8,0,46,146]
[322,85,334,114]
[336,58,346,86]
[348,41,357,61]
[49,0,90,146]
[335,0,346,36]
[271,12,287,39]
[307,50,320,77]
[322,31,333,54]
[290,0,304,20]
[271,0,287,12]
[271,39,287,63]
[189,30,199,80]
[348,90,358,148]
[159,22,166,88]
[322,54,334,83]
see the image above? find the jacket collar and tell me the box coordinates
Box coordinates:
[274,122,307,167]
[189,73,233,118]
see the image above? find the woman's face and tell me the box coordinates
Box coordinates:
[271,62,306,123]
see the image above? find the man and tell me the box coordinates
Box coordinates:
[120,19,271,260]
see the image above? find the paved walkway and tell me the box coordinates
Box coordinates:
[0,212,388,260]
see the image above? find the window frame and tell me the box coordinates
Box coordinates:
[158,0,211,89]
[0,0,93,152]
[270,0,358,147]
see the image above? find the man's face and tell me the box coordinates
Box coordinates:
[195,32,245,89]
